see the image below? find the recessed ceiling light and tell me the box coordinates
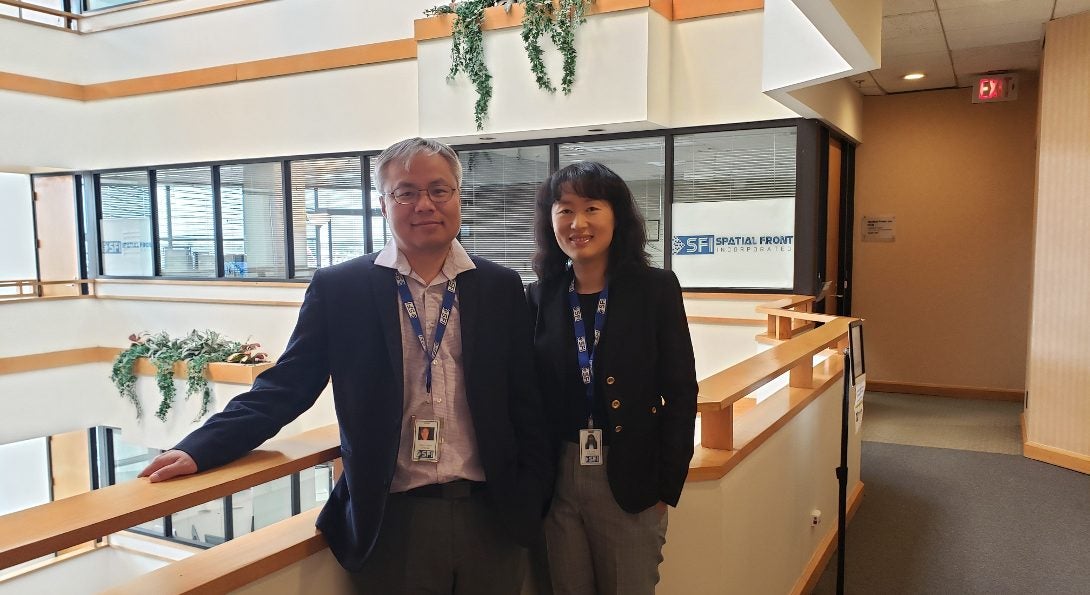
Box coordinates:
[903,73,925,81]
[587,128,605,132]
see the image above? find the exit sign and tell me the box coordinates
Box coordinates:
[973,74,1018,103]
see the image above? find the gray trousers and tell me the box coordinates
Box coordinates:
[544,443,668,595]
[350,489,527,594]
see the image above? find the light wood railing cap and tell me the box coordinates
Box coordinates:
[0,424,341,571]
[697,318,850,412]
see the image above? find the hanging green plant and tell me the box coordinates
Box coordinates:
[448,0,493,130]
[110,330,266,422]
[551,0,590,95]
[110,334,151,419]
[521,0,555,93]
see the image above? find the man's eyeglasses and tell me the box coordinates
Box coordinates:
[384,184,458,205]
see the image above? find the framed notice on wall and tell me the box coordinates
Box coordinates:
[670,198,795,289]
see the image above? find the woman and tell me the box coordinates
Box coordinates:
[527,161,698,594]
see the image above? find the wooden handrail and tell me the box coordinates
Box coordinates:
[697,318,849,413]
[102,508,327,595]
[0,424,340,571]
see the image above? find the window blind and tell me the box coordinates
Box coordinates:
[457,146,550,282]
[220,162,286,278]
[156,166,216,277]
[289,157,365,278]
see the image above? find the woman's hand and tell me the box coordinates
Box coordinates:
[138,450,198,482]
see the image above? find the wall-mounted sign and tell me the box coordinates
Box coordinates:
[671,198,795,288]
[862,215,895,242]
[972,73,1018,104]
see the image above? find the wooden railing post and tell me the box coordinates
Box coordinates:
[700,407,734,451]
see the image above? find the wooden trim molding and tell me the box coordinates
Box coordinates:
[790,480,865,595]
[93,278,305,288]
[866,381,1025,402]
[0,72,84,101]
[0,346,272,383]
[0,347,115,375]
[1023,441,1090,475]
[0,425,340,571]
[0,0,80,20]
[672,0,763,21]
[1,39,416,101]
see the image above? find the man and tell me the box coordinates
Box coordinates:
[140,138,552,593]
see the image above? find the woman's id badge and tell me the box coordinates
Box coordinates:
[412,419,440,462]
[578,429,602,466]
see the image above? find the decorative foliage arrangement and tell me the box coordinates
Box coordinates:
[425,0,593,130]
[110,331,266,422]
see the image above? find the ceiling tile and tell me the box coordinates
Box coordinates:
[885,10,944,37]
[951,39,1042,83]
[945,20,1046,49]
[883,10,948,56]
[940,0,1053,30]
[847,72,884,95]
[885,0,936,17]
[1055,0,1090,18]
[872,51,958,92]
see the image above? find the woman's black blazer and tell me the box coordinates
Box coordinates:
[527,265,698,513]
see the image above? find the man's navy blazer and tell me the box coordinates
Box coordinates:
[174,253,553,572]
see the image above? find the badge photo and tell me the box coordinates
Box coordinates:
[578,428,603,466]
[412,419,441,462]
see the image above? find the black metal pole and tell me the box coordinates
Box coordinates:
[836,348,852,595]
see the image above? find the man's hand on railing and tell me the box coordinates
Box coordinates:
[139,450,198,482]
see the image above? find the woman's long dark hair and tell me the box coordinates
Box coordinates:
[532,161,650,280]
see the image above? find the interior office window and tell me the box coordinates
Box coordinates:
[559,138,666,268]
[99,170,153,276]
[290,157,366,278]
[231,476,292,537]
[83,0,139,10]
[300,463,334,512]
[0,437,50,516]
[156,167,216,277]
[220,162,286,278]
[671,127,798,289]
[369,158,391,253]
[171,499,227,547]
[13,0,65,27]
[458,146,549,282]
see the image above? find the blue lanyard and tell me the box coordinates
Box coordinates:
[395,272,457,393]
[567,277,609,429]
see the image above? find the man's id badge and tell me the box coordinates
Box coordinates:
[412,419,440,462]
[578,428,603,466]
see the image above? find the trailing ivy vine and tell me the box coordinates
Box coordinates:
[425,0,592,129]
[448,0,493,130]
[521,0,555,93]
[551,0,590,95]
[110,331,266,422]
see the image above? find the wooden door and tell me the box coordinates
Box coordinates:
[32,175,81,296]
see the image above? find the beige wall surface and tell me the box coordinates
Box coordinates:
[853,83,1038,392]
[1026,11,1090,458]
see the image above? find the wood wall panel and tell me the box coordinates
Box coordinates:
[1026,10,1090,461]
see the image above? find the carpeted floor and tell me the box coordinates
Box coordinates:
[860,392,1024,455]
[813,393,1090,594]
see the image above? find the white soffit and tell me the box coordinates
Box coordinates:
[762,0,853,93]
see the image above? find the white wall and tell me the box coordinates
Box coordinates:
[0,437,49,516]
[0,547,171,594]
[0,173,36,283]
[0,295,337,449]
